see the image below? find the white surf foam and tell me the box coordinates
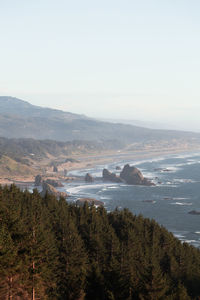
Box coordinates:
[173,197,190,200]
[131,156,166,167]
[66,183,111,194]
[174,234,185,238]
[173,178,196,184]
[173,152,200,159]
[170,202,193,206]
[184,240,198,244]
[107,186,119,189]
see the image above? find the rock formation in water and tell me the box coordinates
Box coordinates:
[76,197,103,207]
[45,179,64,187]
[53,165,58,172]
[34,174,42,186]
[188,210,200,215]
[120,164,154,186]
[85,173,94,182]
[40,181,67,198]
[34,175,63,187]
[102,168,123,183]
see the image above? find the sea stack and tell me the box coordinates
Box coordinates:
[120,164,155,186]
[102,169,123,183]
[85,173,94,182]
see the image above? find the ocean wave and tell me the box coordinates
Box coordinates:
[173,152,200,159]
[184,239,199,244]
[173,234,185,239]
[170,202,193,206]
[142,200,156,204]
[66,183,111,194]
[161,181,178,187]
[173,178,196,184]
[99,196,111,200]
[160,165,180,173]
[107,186,119,189]
[173,197,190,200]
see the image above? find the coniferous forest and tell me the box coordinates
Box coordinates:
[1,185,200,299]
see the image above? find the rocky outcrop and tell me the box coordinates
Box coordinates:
[116,166,121,170]
[76,198,103,207]
[120,164,155,186]
[45,179,64,187]
[102,169,123,183]
[188,210,200,215]
[34,174,42,186]
[53,165,58,172]
[65,158,79,163]
[102,165,154,186]
[34,175,64,187]
[85,173,94,182]
[40,182,67,198]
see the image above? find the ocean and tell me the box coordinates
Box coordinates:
[60,152,200,248]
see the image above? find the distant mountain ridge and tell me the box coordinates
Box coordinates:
[0,96,200,145]
[0,96,87,120]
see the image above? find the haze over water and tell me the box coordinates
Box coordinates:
[63,152,200,248]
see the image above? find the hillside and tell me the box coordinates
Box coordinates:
[1,96,200,145]
[0,137,122,162]
[0,155,36,176]
[1,185,200,299]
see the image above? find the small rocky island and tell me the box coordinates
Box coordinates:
[76,198,103,207]
[188,210,200,215]
[34,163,155,205]
[40,181,68,198]
[102,164,155,186]
[102,169,123,183]
[85,173,94,182]
[34,175,68,198]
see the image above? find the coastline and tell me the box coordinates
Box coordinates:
[0,146,200,187]
[62,147,200,174]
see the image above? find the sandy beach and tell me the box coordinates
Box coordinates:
[0,145,200,187]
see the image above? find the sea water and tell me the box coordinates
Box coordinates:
[62,152,200,248]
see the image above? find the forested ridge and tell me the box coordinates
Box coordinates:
[1,185,200,299]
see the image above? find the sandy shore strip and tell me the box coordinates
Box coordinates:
[0,146,200,186]
[58,147,200,173]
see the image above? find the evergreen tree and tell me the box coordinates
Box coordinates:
[56,198,87,300]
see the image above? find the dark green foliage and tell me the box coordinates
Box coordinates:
[0,185,200,299]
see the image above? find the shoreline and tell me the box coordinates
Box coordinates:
[0,146,200,187]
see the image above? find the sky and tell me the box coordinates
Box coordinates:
[1,0,200,131]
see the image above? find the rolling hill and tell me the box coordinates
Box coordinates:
[1,96,200,146]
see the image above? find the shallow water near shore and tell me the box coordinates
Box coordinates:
[62,152,200,248]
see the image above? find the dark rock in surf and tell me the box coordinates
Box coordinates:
[188,210,200,215]
[120,164,155,186]
[34,174,42,186]
[76,198,103,207]
[45,179,64,187]
[85,173,94,182]
[40,181,67,198]
[102,169,123,183]
[53,165,58,172]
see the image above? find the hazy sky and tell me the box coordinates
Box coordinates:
[1,1,200,130]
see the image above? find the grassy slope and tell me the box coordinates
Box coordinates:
[0,155,36,176]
